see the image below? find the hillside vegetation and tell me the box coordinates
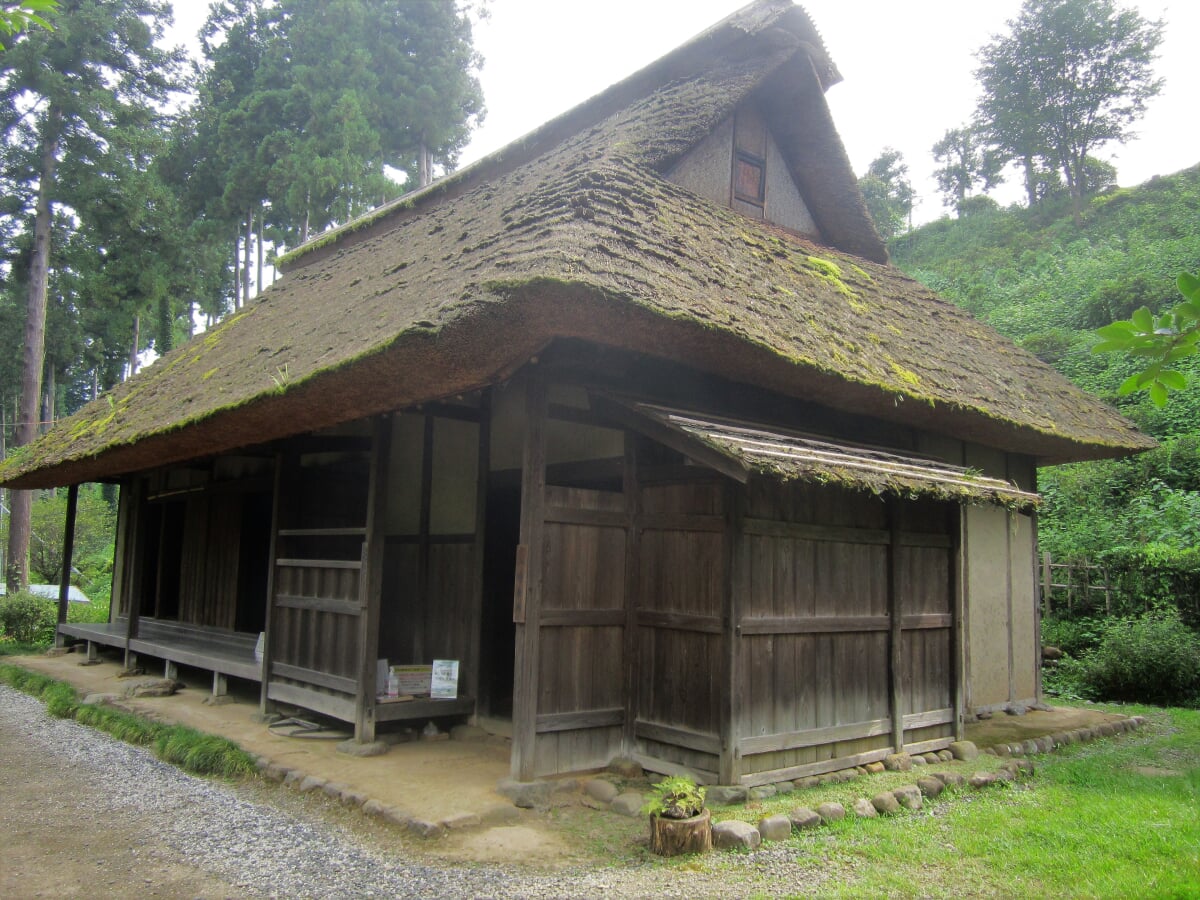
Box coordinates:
[893,165,1200,706]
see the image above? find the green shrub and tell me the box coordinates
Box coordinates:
[1072,611,1200,707]
[0,592,57,644]
[1041,616,1107,657]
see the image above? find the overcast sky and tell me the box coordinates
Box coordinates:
[169,0,1197,225]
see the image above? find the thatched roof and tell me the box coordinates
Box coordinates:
[0,0,1151,490]
[619,402,1041,511]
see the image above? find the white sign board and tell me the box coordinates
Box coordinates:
[430,659,459,699]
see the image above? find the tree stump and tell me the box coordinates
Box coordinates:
[648,808,712,856]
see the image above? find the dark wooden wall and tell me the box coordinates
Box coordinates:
[632,477,726,781]
[732,479,956,785]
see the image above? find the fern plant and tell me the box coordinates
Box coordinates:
[640,775,706,819]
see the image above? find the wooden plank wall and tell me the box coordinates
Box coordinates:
[632,477,726,782]
[531,486,628,776]
[733,480,956,785]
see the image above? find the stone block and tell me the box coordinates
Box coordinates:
[758,814,792,842]
[851,798,877,818]
[815,802,845,823]
[871,793,901,815]
[610,791,646,818]
[793,776,820,790]
[322,782,348,799]
[749,784,778,801]
[441,812,481,831]
[968,772,998,789]
[712,820,761,850]
[1021,739,1039,756]
[949,740,979,761]
[706,785,748,806]
[892,785,923,810]
[883,753,912,772]
[339,789,368,807]
[362,799,387,818]
[864,762,886,774]
[911,755,927,767]
[497,778,554,809]
[585,779,619,804]
[407,818,445,839]
[930,771,965,788]
[297,775,326,793]
[787,807,822,830]
[336,739,389,757]
[773,780,795,795]
[916,776,944,799]
[382,807,411,827]
[921,753,940,765]
[123,678,179,699]
[283,770,305,787]
[937,750,954,762]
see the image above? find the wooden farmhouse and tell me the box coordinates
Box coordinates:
[1,0,1151,786]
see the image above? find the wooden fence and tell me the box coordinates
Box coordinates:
[1040,552,1112,617]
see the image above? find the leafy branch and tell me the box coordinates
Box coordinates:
[1092,272,1200,407]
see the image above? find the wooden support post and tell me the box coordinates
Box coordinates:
[1032,509,1044,704]
[951,505,966,741]
[415,414,435,664]
[213,671,227,698]
[123,480,144,671]
[467,394,492,722]
[620,434,639,759]
[1006,511,1016,705]
[54,484,79,647]
[259,453,286,716]
[354,416,391,744]
[1041,550,1052,618]
[887,498,903,752]
[86,641,98,664]
[511,372,546,781]
[720,480,746,785]
[959,507,972,716]
[165,660,178,681]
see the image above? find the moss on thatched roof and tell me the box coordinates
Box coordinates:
[0,0,1150,489]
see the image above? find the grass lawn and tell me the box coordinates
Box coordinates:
[718,705,1200,898]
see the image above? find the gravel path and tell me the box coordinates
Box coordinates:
[0,685,829,899]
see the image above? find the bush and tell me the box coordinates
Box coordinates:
[0,592,57,644]
[1071,611,1200,707]
[1041,616,1106,657]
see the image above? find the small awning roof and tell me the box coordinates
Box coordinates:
[608,400,1040,510]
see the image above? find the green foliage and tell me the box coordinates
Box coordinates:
[858,148,913,240]
[974,0,1164,213]
[0,0,57,42]
[1041,616,1107,657]
[931,125,1003,214]
[641,775,706,819]
[1093,270,1200,406]
[1064,611,1200,707]
[0,662,258,777]
[0,591,56,644]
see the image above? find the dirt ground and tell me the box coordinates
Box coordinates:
[11,647,590,867]
[6,647,1130,875]
[0,716,245,899]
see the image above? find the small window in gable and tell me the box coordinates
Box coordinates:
[732,106,768,218]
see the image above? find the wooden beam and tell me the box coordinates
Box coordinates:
[54,484,79,644]
[536,707,624,734]
[621,435,639,759]
[721,480,746,785]
[636,610,723,634]
[590,395,750,485]
[887,497,903,752]
[354,416,391,744]
[467,391,491,722]
[511,371,547,780]
[260,452,289,715]
[415,414,435,663]
[123,479,144,669]
[952,504,966,740]
[635,719,722,756]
